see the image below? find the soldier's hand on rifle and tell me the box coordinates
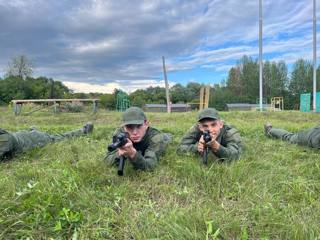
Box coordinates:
[118,139,137,159]
[208,132,220,152]
[208,131,220,152]
[209,139,220,152]
[197,135,205,154]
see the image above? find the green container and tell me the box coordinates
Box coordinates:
[316,92,320,112]
[300,93,311,112]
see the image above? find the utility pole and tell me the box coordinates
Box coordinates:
[50,79,55,99]
[313,0,317,112]
[162,56,171,113]
[259,0,263,111]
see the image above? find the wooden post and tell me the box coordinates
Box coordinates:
[93,100,98,113]
[204,86,210,108]
[14,103,22,115]
[53,101,58,113]
[199,87,204,111]
[162,56,171,113]
[13,102,18,115]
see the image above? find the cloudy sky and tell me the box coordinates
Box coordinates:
[0,0,319,93]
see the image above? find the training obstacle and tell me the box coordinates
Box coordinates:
[11,99,99,115]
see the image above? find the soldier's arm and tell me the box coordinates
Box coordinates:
[128,133,169,170]
[104,128,122,166]
[104,150,120,166]
[176,125,200,155]
[214,128,242,161]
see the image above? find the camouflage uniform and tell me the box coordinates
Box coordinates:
[177,124,242,161]
[268,126,320,149]
[177,108,242,161]
[0,123,93,160]
[105,127,171,170]
[105,107,171,171]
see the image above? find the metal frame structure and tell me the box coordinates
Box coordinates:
[11,99,99,115]
[116,91,130,111]
[271,97,284,111]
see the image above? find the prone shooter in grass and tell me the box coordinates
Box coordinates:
[105,107,171,175]
[264,123,320,149]
[177,108,242,163]
[0,123,94,161]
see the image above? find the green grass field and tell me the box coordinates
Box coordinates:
[0,106,320,239]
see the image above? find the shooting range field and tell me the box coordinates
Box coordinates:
[0,106,319,239]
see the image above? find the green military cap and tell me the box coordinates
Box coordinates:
[122,107,147,126]
[198,108,220,122]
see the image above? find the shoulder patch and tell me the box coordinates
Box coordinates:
[151,133,165,143]
[227,127,238,136]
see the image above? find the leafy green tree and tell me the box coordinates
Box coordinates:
[0,76,70,103]
[288,59,313,109]
[226,66,242,97]
[226,56,291,106]
[147,87,166,103]
[289,59,313,95]
[239,56,259,103]
[129,89,149,107]
[129,82,203,106]
[263,60,288,100]
[0,76,27,102]
[226,56,259,103]
[186,82,202,101]
[99,93,116,109]
[171,84,192,103]
[209,85,234,111]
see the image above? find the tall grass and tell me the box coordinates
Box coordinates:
[0,106,319,239]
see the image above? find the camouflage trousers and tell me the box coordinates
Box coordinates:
[0,127,85,159]
[269,126,320,149]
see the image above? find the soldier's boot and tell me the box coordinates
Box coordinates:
[82,122,94,134]
[264,123,273,136]
[0,129,13,160]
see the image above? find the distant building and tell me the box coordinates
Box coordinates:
[226,103,270,111]
[143,103,191,112]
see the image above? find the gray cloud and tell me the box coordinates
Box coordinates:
[0,0,318,92]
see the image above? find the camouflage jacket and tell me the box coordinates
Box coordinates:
[176,123,242,161]
[105,127,170,170]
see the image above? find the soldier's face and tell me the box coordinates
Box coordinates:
[198,119,223,136]
[124,121,149,143]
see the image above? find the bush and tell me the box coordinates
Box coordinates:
[64,102,83,112]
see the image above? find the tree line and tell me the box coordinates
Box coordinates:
[1,55,319,110]
[222,55,320,110]
[128,56,320,110]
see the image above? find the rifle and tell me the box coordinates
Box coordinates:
[202,130,212,165]
[108,132,129,176]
